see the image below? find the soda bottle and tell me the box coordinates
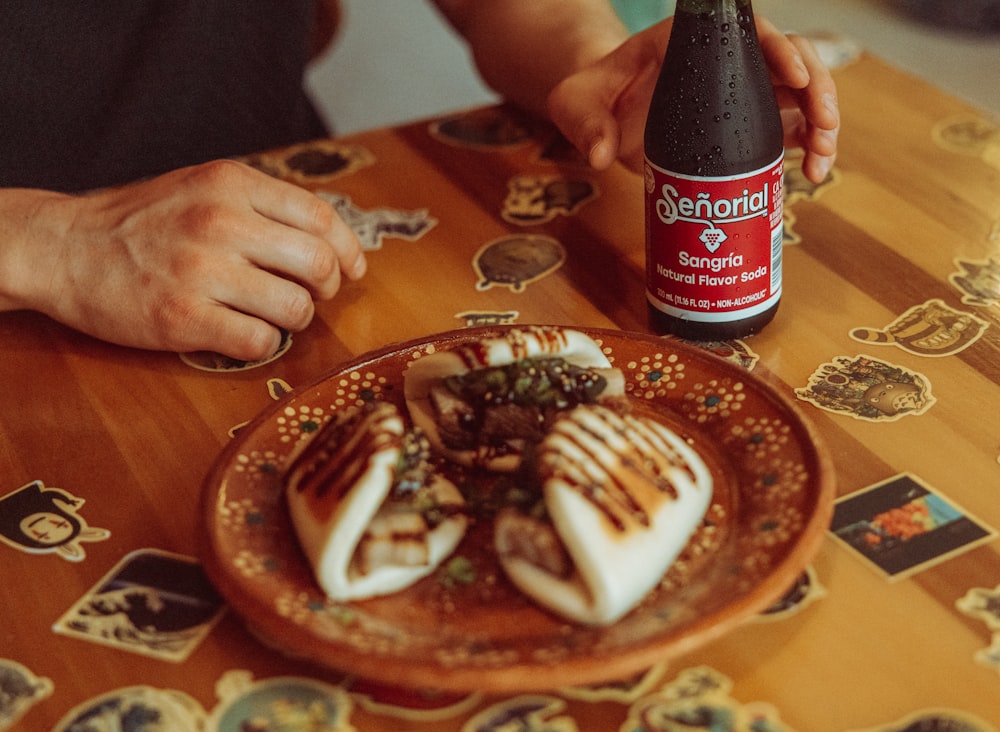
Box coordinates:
[644,0,784,340]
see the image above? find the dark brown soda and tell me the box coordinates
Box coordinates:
[644,0,783,340]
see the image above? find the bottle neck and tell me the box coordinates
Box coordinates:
[675,0,752,13]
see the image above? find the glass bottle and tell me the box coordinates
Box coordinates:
[644,0,784,340]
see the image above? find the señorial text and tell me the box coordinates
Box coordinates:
[655,183,770,226]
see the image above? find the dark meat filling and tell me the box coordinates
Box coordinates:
[429,357,609,450]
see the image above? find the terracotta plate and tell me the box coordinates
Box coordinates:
[200,326,834,693]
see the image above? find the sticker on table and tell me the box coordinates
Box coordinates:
[261,139,376,184]
[51,685,206,732]
[473,234,566,292]
[461,696,574,732]
[501,175,597,225]
[782,207,802,246]
[679,338,759,371]
[0,481,110,561]
[846,708,999,732]
[561,663,668,704]
[0,658,53,730]
[228,378,296,439]
[429,107,533,149]
[348,676,481,724]
[180,329,293,372]
[756,566,826,622]
[317,192,438,251]
[210,671,355,732]
[537,131,590,166]
[957,583,1000,631]
[829,473,997,582]
[53,548,225,662]
[850,299,989,357]
[784,148,841,204]
[950,256,1000,308]
[455,310,520,328]
[974,633,1000,675]
[623,666,793,732]
[957,583,1000,674]
[933,114,1000,172]
[794,354,935,421]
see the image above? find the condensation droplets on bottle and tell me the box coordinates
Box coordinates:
[644,0,784,340]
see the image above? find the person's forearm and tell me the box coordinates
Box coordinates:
[0,189,72,312]
[432,0,629,116]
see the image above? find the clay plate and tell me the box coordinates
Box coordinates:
[200,326,834,693]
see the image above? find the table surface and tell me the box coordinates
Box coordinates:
[2,52,999,732]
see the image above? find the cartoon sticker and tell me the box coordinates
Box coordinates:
[784,148,841,205]
[348,676,481,724]
[829,473,997,582]
[454,310,520,328]
[933,115,1000,172]
[975,633,1000,676]
[53,548,226,662]
[950,256,1000,308]
[501,175,597,225]
[846,708,998,732]
[0,481,110,561]
[429,107,533,149]
[473,234,566,292]
[957,583,1000,674]
[679,337,760,371]
[794,354,935,421]
[317,192,438,251]
[623,666,793,732]
[460,695,575,732]
[210,671,355,732]
[180,330,293,372]
[756,566,826,622]
[51,685,206,732]
[560,664,668,704]
[850,298,989,357]
[247,139,376,184]
[0,658,53,730]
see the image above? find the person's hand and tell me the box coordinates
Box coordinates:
[547,15,840,183]
[4,160,366,359]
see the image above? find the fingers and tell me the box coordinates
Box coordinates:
[757,19,840,184]
[547,21,670,171]
[246,174,367,297]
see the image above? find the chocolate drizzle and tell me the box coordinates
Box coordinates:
[287,402,404,510]
[539,406,696,533]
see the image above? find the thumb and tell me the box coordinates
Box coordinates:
[547,72,623,171]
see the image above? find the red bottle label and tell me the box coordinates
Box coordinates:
[644,155,784,324]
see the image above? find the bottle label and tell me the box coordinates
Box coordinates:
[644,155,784,324]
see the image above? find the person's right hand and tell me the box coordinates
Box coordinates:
[0,160,366,360]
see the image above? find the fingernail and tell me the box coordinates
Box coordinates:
[351,252,368,279]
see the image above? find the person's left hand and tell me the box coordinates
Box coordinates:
[547,15,840,184]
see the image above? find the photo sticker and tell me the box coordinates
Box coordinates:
[829,473,996,581]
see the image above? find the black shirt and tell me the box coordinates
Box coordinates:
[0,0,328,191]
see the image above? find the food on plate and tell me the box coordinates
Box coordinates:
[494,404,713,625]
[403,326,625,472]
[285,401,468,601]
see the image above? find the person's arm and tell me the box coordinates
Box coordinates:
[433,1,839,183]
[0,160,366,360]
[431,0,629,116]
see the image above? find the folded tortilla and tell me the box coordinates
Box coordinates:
[495,404,713,625]
[285,401,468,601]
[403,326,624,472]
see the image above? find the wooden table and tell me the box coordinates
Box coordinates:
[2,53,999,732]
